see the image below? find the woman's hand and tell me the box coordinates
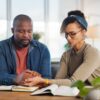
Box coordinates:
[24,76,47,87]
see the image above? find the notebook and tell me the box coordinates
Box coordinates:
[0,85,39,92]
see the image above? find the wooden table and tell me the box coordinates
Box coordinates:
[0,91,82,100]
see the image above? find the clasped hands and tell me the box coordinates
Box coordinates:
[15,69,48,87]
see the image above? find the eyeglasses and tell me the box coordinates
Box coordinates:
[65,29,82,39]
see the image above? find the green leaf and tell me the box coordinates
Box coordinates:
[91,77,100,87]
[71,78,100,98]
[79,87,90,97]
[71,80,91,97]
[71,80,85,90]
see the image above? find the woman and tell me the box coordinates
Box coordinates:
[24,10,100,86]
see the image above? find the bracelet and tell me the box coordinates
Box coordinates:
[45,79,49,85]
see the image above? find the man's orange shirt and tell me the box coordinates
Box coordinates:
[16,47,28,75]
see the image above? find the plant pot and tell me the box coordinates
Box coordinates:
[84,89,100,100]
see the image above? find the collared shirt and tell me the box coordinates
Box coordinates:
[0,36,51,85]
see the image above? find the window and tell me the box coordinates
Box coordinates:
[45,0,79,61]
[12,0,44,32]
[84,0,100,50]
[1,0,100,61]
[0,0,7,40]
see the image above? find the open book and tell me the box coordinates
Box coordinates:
[31,84,79,96]
[0,85,39,92]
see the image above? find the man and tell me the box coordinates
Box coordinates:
[0,14,51,85]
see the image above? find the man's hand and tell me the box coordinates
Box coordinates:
[22,70,41,81]
[15,69,41,85]
[23,76,50,88]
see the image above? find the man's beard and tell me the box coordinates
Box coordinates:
[14,39,31,48]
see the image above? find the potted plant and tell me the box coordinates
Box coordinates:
[71,77,100,100]
[33,32,41,41]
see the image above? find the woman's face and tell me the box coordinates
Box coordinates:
[64,22,86,48]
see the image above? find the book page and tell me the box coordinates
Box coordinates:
[52,86,79,96]
[12,85,39,92]
[31,84,58,95]
[0,85,12,90]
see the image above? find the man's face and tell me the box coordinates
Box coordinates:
[12,21,33,48]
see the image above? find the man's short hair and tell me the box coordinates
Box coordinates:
[13,14,32,27]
